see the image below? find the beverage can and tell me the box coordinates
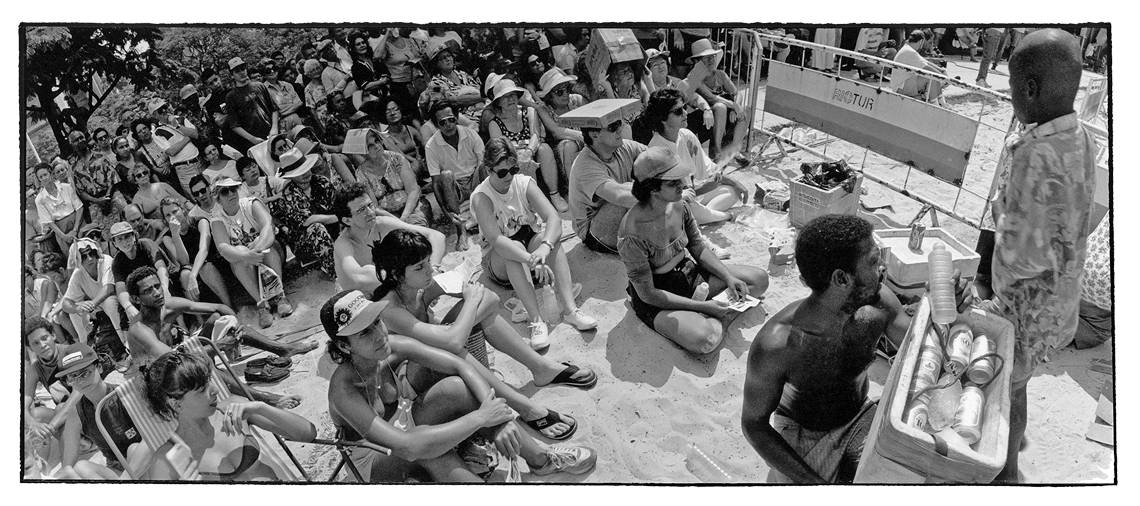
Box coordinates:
[944,323,974,376]
[966,333,995,385]
[908,222,926,252]
[953,385,984,445]
[910,328,943,399]
[906,395,931,432]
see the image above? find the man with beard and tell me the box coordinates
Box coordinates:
[741,215,969,483]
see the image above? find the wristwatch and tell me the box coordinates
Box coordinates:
[540,239,555,250]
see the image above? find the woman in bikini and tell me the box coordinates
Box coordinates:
[323,290,596,482]
[486,79,567,212]
[372,229,595,440]
[380,98,427,183]
[136,349,316,481]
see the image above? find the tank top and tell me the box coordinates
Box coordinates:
[490,109,533,145]
[216,197,262,247]
[384,40,417,83]
[471,174,540,251]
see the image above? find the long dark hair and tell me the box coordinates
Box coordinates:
[371,229,434,300]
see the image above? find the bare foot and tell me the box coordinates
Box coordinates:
[270,394,302,409]
[280,340,319,359]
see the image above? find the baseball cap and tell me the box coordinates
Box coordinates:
[109,221,136,238]
[633,146,691,181]
[228,57,247,71]
[54,342,100,379]
[322,290,391,337]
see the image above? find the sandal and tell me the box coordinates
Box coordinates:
[245,363,290,384]
[247,356,292,369]
[503,297,529,323]
[539,362,597,389]
[524,409,578,441]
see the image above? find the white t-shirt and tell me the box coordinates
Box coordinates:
[891,43,927,92]
[64,255,114,302]
[649,129,717,184]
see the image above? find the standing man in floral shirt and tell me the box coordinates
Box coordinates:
[983,28,1097,483]
[67,129,121,240]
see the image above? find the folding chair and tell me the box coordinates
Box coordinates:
[96,336,388,481]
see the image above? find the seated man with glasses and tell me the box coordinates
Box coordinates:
[60,238,125,348]
[425,102,485,246]
[567,100,648,254]
[54,342,131,480]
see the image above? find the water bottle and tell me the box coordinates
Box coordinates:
[538,282,561,324]
[927,242,957,326]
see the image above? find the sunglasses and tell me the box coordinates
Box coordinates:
[65,365,96,383]
[191,187,210,197]
[80,249,100,259]
[604,121,623,133]
[217,186,239,195]
[436,117,458,126]
[670,106,688,117]
[551,86,571,97]
[94,135,109,142]
[494,165,521,178]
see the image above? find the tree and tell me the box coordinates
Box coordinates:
[24,26,164,158]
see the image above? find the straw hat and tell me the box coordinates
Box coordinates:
[277,148,319,179]
[645,48,671,65]
[537,68,578,98]
[633,146,691,181]
[686,39,724,63]
[490,79,527,102]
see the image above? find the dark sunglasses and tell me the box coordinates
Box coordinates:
[80,249,100,259]
[94,135,109,142]
[494,165,521,178]
[670,105,689,117]
[437,117,458,126]
[604,121,623,133]
[191,187,210,197]
[551,86,571,97]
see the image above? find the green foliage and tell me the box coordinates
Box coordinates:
[155,27,325,90]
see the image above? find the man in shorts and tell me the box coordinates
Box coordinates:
[425,102,485,245]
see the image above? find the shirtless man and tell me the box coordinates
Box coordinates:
[741,215,969,483]
[124,266,313,407]
[331,183,446,293]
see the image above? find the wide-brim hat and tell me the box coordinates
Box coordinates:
[537,68,578,99]
[54,342,99,379]
[288,124,316,142]
[686,39,724,63]
[645,48,671,65]
[295,138,318,156]
[278,148,319,179]
[633,146,691,181]
[426,40,453,63]
[490,79,527,102]
[325,290,391,337]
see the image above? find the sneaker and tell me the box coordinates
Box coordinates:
[257,304,273,329]
[530,445,597,476]
[549,194,570,213]
[709,243,731,260]
[528,320,550,351]
[274,296,294,318]
[563,309,597,331]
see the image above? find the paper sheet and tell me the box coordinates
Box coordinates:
[711,292,761,312]
[433,260,479,295]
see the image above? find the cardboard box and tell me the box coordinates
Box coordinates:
[583,28,644,90]
[559,99,643,130]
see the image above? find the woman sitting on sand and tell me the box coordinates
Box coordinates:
[471,138,597,350]
[136,349,317,481]
[323,290,597,482]
[373,229,595,440]
[617,147,768,354]
[644,89,744,225]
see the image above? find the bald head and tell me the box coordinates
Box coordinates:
[1008,29,1084,124]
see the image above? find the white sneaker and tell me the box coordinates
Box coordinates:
[563,309,598,331]
[549,194,570,213]
[530,445,598,476]
[529,320,550,351]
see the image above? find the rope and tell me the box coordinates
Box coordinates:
[912,352,1007,399]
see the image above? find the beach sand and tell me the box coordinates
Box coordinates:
[210,57,1115,484]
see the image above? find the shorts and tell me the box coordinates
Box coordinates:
[484,225,540,287]
[768,400,877,483]
[628,257,707,329]
[582,226,619,255]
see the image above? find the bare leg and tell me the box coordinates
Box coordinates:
[706,264,770,299]
[556,140,580,189]
[411,375,487,483]
[543,242,580,315]
[230,262,261,307]
[687,199,732,225]
[711,102,728,158]
[536,144,559,195]
[488,249,542,325]
[652,310,725,354]
[198,262,234,308]
[239,325,318,358]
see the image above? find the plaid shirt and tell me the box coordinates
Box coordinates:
[991,113,1097,374]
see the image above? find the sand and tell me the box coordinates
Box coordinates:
[172,57,1114,484]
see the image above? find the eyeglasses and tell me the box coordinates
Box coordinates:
[670,106,687,117]
[65,365,96,383]
[494,165,521,178]
[436,117,457,126]
[191,187,210,197]
[350,200,377,217]
[604,121,623,133]
[217,186,239,195]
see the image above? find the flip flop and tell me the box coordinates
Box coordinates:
[540,362,597,389]
[523,409,578,441]
[503,297,529,323]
